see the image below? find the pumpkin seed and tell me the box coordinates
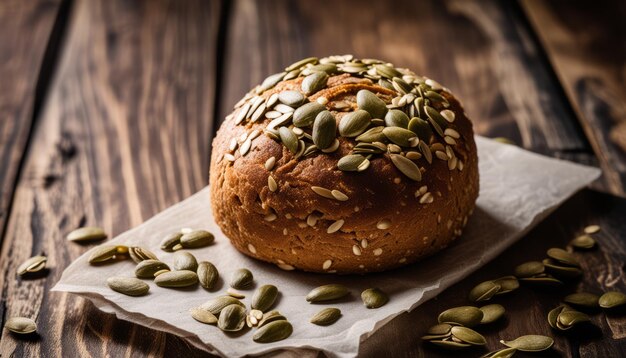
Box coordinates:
[339,110,371,137]
[513,261,545,278]
[479,304,505,324]
[303,63,338,75]
[392,77,413,94]
[17,255,47,276]
[200,295,245,315]
[306,284,349,303]
[500,335,554,352]
[570,234,596,249]
[160,232,183,252]
[425,106,446,136]
[374,64,402,79]
[383,127,418,147]
[361,288,389,308]
[253,320,293,343]
[218,304,246,332]
[599,291,626,309]
[66,226,107,242]
[542,259,582,279]
[227,288,245,299]
[293,102,325,127]
[107,276,150,296]
[384,109,409,128]
[4,317,37,334]
[564,292,600,309]
[310,307,341,326]
[88,245,120,264]
[312,110,337,149]
[252,284,278,312]
[584,224,600,234]
[301,71,328,95]
[390,154,422,181]
[285,57,318,72]
[557,310,590,328]
[230,268,253,289]
[493,276,520,294]
[190,307,217,325]
[425,90,449,106]
[425,323,453,336]
[197,261,219,290]
[180,230,214,248]
[519,274,564,287]
[278,90,305,107]
[258,72,285,93]
[546,247,579,267]
[258,310,287,328]
[547,305,566,328]
[278,126,299,154]
[450,326,486,346]
[429,340,471,350]
[338,154,368,172]
[438,306,483,327]
[135,259,170,279]
[172,251,198,271]
[357,89,387,119]
[468,280,501,302]
[356,126,386,143]
[480,348,517,358]
[153,269,169,277]
[154,270,198,288]
[128,246,158,263]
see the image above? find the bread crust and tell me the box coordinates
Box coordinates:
[210,64,478,274]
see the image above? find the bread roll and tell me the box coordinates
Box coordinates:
[210,55,478,274]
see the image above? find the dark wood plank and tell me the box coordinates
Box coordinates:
[521,0,626,197]
[0,0,61,251]
[0,0,219,356]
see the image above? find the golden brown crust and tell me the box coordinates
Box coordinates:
[210,63,478,274]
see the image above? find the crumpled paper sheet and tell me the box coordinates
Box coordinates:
[53,136,601,357]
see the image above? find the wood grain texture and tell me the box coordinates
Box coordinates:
[0,0,61,251]
[521,0,626,197]
[0,0,219,356]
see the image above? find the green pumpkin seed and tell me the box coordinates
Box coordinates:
[301,71,328,95]
[293,102,325,127]
[312,110,337,149]
[200,295,245,315]
[310,307,341,326]
[480,347,517,358]
[339,110,371,137]
[519,274,564,287]
[160,232,182,252]
[384,109,409,128]
[17,255,47,276]
[564,292,600,308]
[542,259,582,279]
[430,340,471,350]
[285,57,318,72]
[547,305,566,328]
[278,126,299,154]
[468,280,501,302]
[546,247,579,267]
[424,106,446,136]
[258,310,287,328]
[383,127,418,147]
[107,276,150,296]
[190,307,217,325]
[172,251,198,271]
[513,261,545,278]
[557,310,590,328]
[88,245,120,264]
[392,77,413,94]
[306,284,349,303]
[356,126,386,143]
[253,320,293,343]
[128,246,158,263]
[374,64,401,79]
[135,259,170,279]
[357,89,387,119]
[258,72,285,93]
[66,226,107,242]
[570,234,596,249]
[479,304,505,324]
[230,268,253,289]
[153,269,170,277]
[197,261,219,290]
[252,284,278,312]
[426,323,453,336]
[154,270,198,288]
[599,291,626,309]
[361,288,389,308]
[425,90,449,106]
[4,317,37,334]
[390,154,422,181]
[278,90,305,107]
[303,63,338,75]
[438,306,483,327]
[501,335,554,352]
[217,304,246,332]
[338,154,369,172]
[180,230,214,248]
[450,326,486,346]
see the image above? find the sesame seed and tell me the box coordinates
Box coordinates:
[377,220,391,230]
[264,213,277,222]
[331,190,349,201]
[353,245,362,256]
[361,239,369,248]
[248,244,257,254]
[373,248,383,256]
[440,109,455,123]
[584,225,600,234]
[323,259,332,270]
[268,176,278,192]
[265,156,276,170]
[327,220,345,234]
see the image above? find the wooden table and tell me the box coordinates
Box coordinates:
[1,0,624,356]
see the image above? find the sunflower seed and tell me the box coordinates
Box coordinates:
[197,261,219,290]
[135,259,170,278]
[128,246,158,263]
[311,186,334,199]
[450,326,486,346]
[584,225,600,234]
[258,72,285,93]
[154,270,198,288]
[479,304,505,324]
[310,307,341,326]
[390,154,422,181]
[293,102,325,127]
[331,190,349,201]
[88,245,120,264]
[357,89,387,119]
[339,110,371,137]
[306,284,349,302]
[230,268,253,289]
[180,230,214,249]
[160,232,183,252]
[67,227,107,242]
[338,154,368,171]
[4,317,37,334]
[200,295,245,315]
[252,284,278,312]
[312,110,337,149]
[468,280,501,302]
[264,156,276,171]
[17,255,47,276]
[564,292,600,309]
[107,276,150,296]
[570,234,596,249]
[302,71,328,95]
[190,307,217,325]
[217,304,246,332]
[599,291,626,309]
[268,176,278,192]
[438,306,483,327]
[513,261,545,278]
[361,288,389,308]
[327,219,344,234]
[500,335,554,352]
[253,320,293,343]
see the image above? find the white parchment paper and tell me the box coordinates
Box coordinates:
[53,137,600,357]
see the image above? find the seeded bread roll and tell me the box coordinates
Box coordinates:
[210,55,478,274]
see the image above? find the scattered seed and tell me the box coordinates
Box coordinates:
[4,317,37,334]
[327,220,345,234]
[230,268,253,289]
[584,225,600,234]
[17,255,47,276]
[310,308,341,326]
[67,227,107,242]
[107,276,150,296]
